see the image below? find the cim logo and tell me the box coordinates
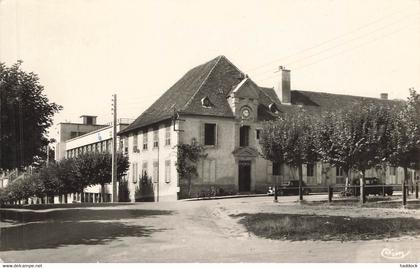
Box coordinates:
[381,247,410,260]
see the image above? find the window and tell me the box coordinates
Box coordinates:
[200,159,216,182]
[165,124,171,146]
[141,162,148,178]
[153,127,159,148]
[256,129,261,140]
[272,162,282,176]
[336,167,344,177]
[153,161,159,183]
[390,166,397,176]
[123,137,128,154]
[307,164,314,177]
[201,96,213,108]
[133,133,139,153]
[240,126,250,147]
[132,162,138,183]
[143,130,148,150]
[204,123,216,146]
[165,160,171,183]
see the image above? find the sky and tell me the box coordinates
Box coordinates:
[0,0,419,136]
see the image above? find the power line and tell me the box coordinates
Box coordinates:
[255,24,419,84]
[282,14,420,69]
[245,7,416,73]
[251,12,420,79]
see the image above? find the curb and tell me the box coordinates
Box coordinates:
[182,194,268,201]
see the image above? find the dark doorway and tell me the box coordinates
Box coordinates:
[238,161,251,192]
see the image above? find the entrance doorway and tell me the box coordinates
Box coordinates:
[238,161,251,192]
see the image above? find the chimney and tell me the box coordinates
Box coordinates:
[380,93,388,100]
[275,66,291,104]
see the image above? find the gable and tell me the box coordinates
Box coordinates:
[232,78,259,99]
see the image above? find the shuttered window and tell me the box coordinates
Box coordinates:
[143,130,148,150]
[153,161,159,183]
[165,160,171,183]
[201,159,216,182]
[132,162,138,183]
[142,162,148,178]
[165,125,171,146]
[133,132,139,153]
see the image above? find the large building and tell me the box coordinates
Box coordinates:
[53,116,133,203]
[119,55,412,202]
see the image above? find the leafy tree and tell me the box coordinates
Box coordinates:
[73,152,129,202]
[176,143,206,198]
[260,110,318,200]
[0,61,62,169]
[388,89,420,188]
[315,102,396,184]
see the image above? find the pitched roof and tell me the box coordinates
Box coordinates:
[119,55,244,134]
[120,55,403,135]
[290,90,401,112]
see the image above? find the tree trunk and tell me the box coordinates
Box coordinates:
[101,183,105,203]
[298,163,303,201]
[80,191,85,203]
[344,168,350,192]
[360,170,366,203]
[274,173,278,202]
[188,176,192,198]
[403,166,408,206]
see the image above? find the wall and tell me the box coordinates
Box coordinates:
[125,120,179,202]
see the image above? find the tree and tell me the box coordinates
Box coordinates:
[176,143,206,198]
[260,110,318,200]
[0,61,62,169]
[73,152,129,202]
[388,89,420,192]
[316,102,396,179]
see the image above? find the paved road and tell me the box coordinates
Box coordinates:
[1,195,419,263]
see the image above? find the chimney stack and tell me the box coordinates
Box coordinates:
[380,93,388,100]
[275,66,291,104]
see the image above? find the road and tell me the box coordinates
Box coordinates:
[1,195,419,263]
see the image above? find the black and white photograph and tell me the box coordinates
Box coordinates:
[0,0,420,266]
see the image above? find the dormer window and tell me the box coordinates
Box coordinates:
[201,97,213,108]
[269,103,279,114]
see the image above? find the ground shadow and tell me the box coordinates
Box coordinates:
[0,221,164,251]
[0,209,173,224]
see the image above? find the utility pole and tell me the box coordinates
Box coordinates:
[157,140,160,202]
[111,94,118,203]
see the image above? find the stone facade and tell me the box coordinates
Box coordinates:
[120,56,415,202]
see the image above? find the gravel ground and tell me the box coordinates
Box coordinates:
[1,195,419,263]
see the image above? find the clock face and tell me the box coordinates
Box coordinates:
[242,108,250,118]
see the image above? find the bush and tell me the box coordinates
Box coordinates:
[135,173,154,202]
[118,180,130,202]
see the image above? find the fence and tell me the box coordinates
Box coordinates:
[270,181,419,206]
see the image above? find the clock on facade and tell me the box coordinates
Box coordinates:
[241,108,250,119]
